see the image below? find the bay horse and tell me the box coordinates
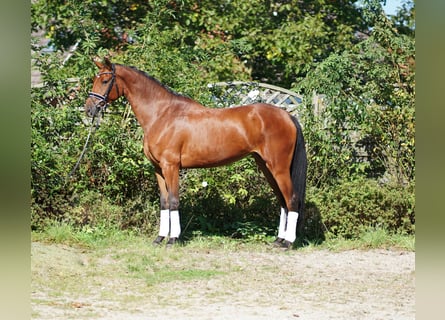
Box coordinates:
[84,57,307,249]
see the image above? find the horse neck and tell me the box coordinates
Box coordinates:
[117,65,191,128]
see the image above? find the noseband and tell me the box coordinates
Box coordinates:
[88,63,118,115]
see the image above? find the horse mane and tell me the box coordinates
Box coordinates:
[120,64,186,98]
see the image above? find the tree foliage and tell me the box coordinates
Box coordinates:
[31,0,415,240]
[296,8,415,186]
[32,0,369,87]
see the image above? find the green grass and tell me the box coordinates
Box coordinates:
[32,221,415,252]
[307,227,415,252]
[32,221,143,249]
[143,269,226,286]
[118,250,217,281]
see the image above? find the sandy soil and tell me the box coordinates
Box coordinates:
[31,241,415,320]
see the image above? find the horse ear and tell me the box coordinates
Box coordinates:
[93,56,104,69]
[103,56,113,70]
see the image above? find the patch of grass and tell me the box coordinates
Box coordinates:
[32,220,414,253]
[358,227,415,250]
[184,231,276,252]
[144,269,225,286]
[185,233,243,250]
[35,221,75,244]
[317,227,415,252]
[31,220,147,249]
[93,241,229,287]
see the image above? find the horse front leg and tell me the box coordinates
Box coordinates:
[152,164,181,247]
[162,163,181,247]
[153,169,170,246]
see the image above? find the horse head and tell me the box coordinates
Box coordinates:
[84,57,121,117]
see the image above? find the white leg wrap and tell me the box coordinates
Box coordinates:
[159,209,170,237]
[284,211,299,243]
[170,210,181,238]
[277,207,287,239]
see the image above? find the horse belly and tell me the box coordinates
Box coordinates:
[180,128,253,168]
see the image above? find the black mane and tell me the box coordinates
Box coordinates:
[122,64,184,98]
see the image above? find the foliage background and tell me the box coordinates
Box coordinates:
[31,0,415,242]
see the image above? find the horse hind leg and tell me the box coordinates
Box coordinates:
[272,207,288,247]
[253,154,288,246]
[253,154,286,206]
[269,174,299,250]
[257,153,300,249]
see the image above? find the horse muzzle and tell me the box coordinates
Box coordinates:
[84,101,99,118]
[84,94,107,118]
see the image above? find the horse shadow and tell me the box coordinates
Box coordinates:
[179,194,326,248]
[297,200,325,247]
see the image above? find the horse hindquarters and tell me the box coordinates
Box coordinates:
[254,108,306,247]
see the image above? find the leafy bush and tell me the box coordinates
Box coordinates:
[307,178,415,239]
[296,15,415,187]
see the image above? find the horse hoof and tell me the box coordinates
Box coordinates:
[166,237,178,248]
[281,240,293,250]
[152,236,165,246]
[272,237,285,247]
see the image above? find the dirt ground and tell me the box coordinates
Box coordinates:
[31,241,415,320]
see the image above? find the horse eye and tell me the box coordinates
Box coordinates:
[102,79,109,84]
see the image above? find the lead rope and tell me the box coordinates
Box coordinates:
[65,111,102,183]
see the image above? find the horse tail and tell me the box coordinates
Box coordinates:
[290,115,307,222]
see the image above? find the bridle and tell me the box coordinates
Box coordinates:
[68,63,119,180]
[87,63,118,116]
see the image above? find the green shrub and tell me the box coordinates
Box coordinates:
[307,178,414,239]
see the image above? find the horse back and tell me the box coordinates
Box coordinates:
[146,102,296,168]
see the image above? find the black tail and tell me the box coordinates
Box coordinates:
[290,115,307,220]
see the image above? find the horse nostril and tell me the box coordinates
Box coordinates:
[85,106,94,117]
